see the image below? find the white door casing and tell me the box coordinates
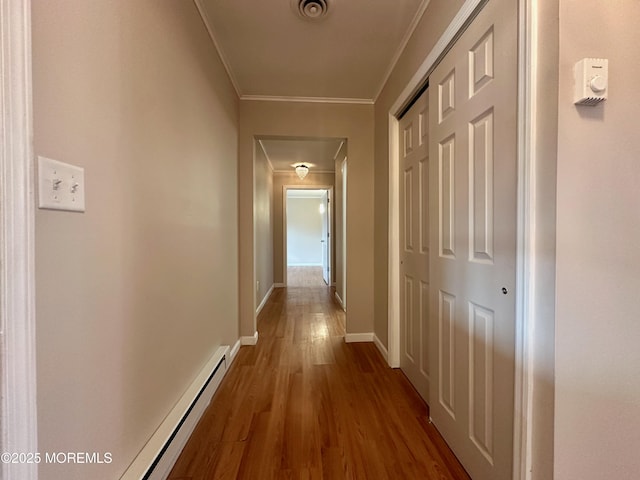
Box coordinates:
[0,0,39,479]
[428,0,518,478]
[398,91,430,402]
[321,190,330,285]
[341,160,347,309]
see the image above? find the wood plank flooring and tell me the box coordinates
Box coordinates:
[168,285,470,479]
[287,266,326,287]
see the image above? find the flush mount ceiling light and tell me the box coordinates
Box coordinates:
[294,164,310,180]
[293,0,330,20]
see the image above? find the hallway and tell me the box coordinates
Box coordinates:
[169,282,469,479]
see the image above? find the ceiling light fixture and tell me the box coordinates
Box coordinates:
[295,164,310,180]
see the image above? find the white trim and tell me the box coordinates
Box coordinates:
[256,283,274,315]
[274,283,285,288]
[193,0,242,97]
[257,140,275,172]
[241,331,259,346]
[373,0,431,102]
[387,113,401,368]
[373,334,389,363]
[386,0,535,477]
[0,1,38,479]
[344,333,373,343]
[240,95,374,105]
[513,0,537,478]
[332,140,345,161]
[334,291,346,311]
[227,339,242,366]
[121,346,228,480]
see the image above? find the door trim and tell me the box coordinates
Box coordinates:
[387,0,539,479]
[282,185,333,286]
[0,0,39,479]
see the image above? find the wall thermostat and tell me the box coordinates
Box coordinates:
[574,58,608,106]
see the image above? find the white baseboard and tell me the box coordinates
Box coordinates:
[256,284,274,315]
[373,334,389,362]
[344,333,374,343]
[274,283,285,288]
[121,346,228,480]
[334,291,346,311]
[227,339,241,366]
[241,331,259,346]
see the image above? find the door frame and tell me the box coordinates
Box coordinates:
[319,189,331,285]
[282,185,333,286]
[0,0,39,479]
[387,0,540,478]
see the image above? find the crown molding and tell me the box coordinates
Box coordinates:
[240,95,374,105]
[256,140,276,172]
[332,140,346,160]
[373,0,431,103]
[193,0,243,97]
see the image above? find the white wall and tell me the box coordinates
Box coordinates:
[31,2,239,478]
[287,196,323,266]
[555,1,640,478]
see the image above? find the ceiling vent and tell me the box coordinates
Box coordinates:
[295,0,330,20]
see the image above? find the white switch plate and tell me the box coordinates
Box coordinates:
[38,156,85,212]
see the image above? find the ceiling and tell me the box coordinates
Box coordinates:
[259,137,345,172]
[197,0,429,102]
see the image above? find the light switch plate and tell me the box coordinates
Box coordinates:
[38,156,85,212]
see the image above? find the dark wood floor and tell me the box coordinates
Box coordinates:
[168,283,470,479]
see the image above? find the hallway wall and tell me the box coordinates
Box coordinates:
[239,101,373,337]
[334,142,348,307]
[255,143,274,308]
[555,1,640,478]
[31,1,239,478]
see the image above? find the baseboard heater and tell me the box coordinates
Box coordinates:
[121,345,229,480]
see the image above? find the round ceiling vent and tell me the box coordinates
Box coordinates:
[295,0,330,20]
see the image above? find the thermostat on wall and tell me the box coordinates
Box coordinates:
[574,58,608,106]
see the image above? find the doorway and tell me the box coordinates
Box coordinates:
[284,187,332,287]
